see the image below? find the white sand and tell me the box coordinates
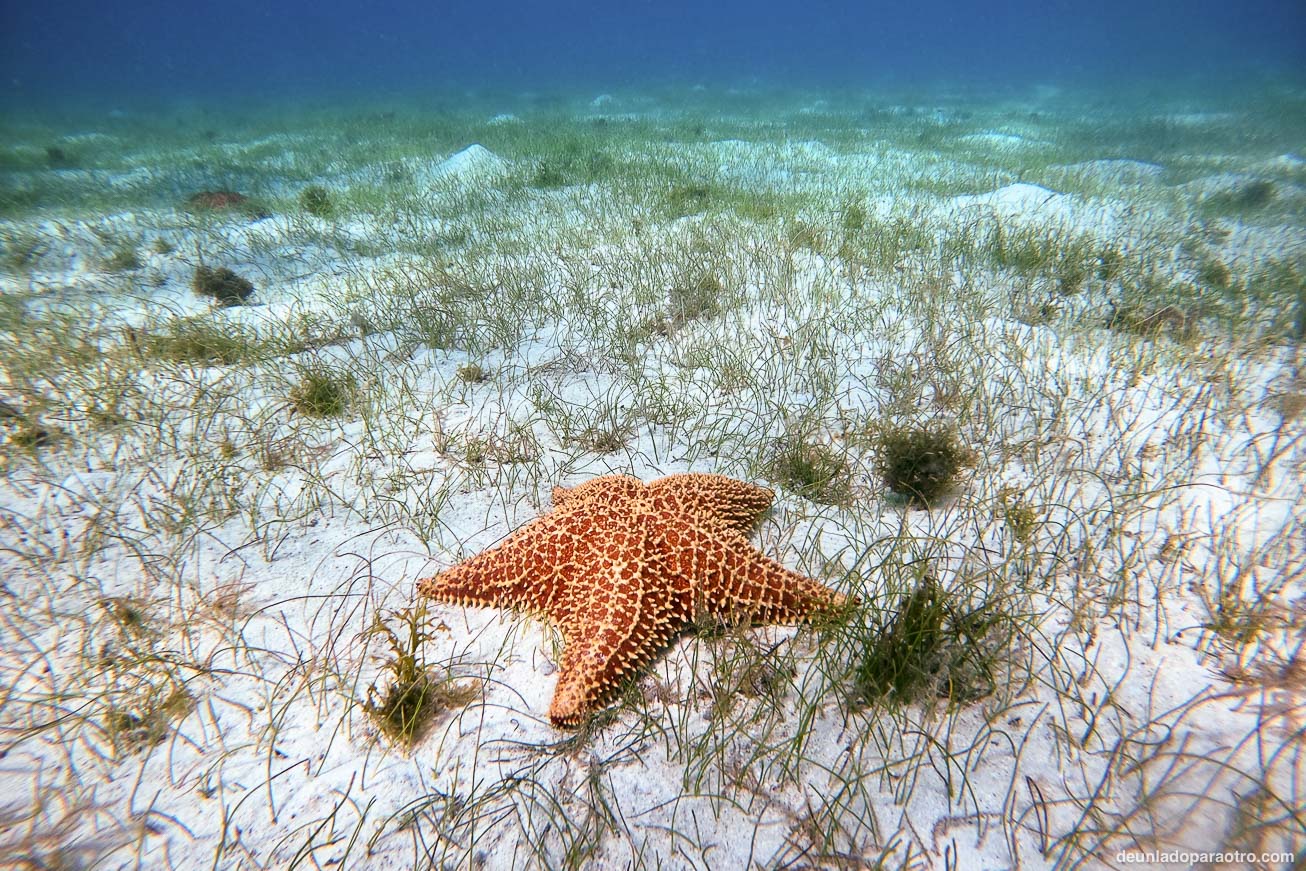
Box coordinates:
[1,116,1302,871]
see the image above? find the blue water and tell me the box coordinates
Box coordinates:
[2,0,1303,105]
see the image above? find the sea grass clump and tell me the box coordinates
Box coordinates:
[101,244,141,272]
[850,573,1005,706]
[530,162,569,189]
[362,605,479,746]
[873,423,968,507]
[104,689,193,754]
[290,367,355,417]
[667,272,725,326]
[1105,303,1196,341]
[456,362,488,383]
[665,183,714,217]
[765,435,855,506]
[299,185,334,217]
[841,200,868,232]
[138,316,264,365]
[192,265,254,306]
[1201,178,1276,216]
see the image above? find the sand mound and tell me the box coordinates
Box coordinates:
[430,144,509,183]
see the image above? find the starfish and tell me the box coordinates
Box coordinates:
[415,473,849,726]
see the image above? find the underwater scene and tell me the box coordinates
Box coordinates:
[1,1,1304,869]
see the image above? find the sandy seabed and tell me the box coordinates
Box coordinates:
[1,85,1303,869]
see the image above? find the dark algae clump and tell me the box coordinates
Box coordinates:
[192,265,255,306]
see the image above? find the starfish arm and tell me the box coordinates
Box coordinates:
[547,516,690,726]
[416,514,577,614]
[661,521,846,624]
[550,474,643,512]
[648,473,775,536]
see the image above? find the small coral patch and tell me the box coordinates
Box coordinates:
[186,190,248,210]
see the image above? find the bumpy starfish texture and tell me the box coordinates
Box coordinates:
[416,473,848,726]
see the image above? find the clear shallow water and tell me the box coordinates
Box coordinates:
[2,0,1304,105]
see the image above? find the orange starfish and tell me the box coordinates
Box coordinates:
[415,473,849,726]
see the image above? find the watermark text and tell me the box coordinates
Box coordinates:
[1117,849,1295,866]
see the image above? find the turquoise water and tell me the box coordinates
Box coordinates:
[2,0,1302,104]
